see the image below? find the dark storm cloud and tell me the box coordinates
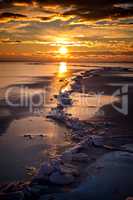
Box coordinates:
[0,0,133,21]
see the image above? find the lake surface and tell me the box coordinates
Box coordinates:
[0,62,133,183]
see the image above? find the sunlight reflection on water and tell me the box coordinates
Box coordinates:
[57,62,68,78]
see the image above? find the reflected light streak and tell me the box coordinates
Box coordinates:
[58,62,67,76]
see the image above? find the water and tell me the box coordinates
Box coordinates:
[0,62,73,183]
[0,61,133,183]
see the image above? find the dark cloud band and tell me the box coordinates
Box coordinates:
[0,0,133,21]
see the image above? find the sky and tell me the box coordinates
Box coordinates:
[0,0,133,62]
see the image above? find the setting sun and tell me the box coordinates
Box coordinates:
[59,47,68,55]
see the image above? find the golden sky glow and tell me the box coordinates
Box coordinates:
[0,0,133,62]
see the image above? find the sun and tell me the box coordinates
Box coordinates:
[59,46,68,55]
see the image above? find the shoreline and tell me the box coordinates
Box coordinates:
[1,66,133,200]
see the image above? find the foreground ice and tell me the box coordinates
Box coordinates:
[42,148,133,200]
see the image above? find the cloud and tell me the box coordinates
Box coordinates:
[0,12,26,18]
[0,0,133,22]
[0,38,21,43]
[0,0,132,62]
[0,12,60,23]
[0,12,27,22]
[62,3,133,22]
